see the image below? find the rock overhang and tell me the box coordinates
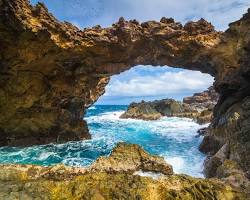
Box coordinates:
[0,0,250,191]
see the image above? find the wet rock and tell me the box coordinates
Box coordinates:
[120,102,162,120]
[90,143,173,175]
[0,0,220,146]
[199,135,222,155]
[0,0,250,192]
[120,87,218,124]
[0,143,248,199]
[196,127,209,137]
[203,144,229,177]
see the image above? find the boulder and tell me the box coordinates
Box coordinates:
[120,102,162,120]
[90,143,173,175]
[0,143,247,199]
[120,88,218,124]
[199,135,222,155]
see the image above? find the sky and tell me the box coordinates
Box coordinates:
[31,0,249,105]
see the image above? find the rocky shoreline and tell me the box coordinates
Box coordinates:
[0,143,248,199]
[0,0,250,198]
[120,86,219,124]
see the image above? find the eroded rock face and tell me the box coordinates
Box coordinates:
[120,87,219,124]
[201,96,250,188]
[120,99,197,120]
[0,0,220,146]
[0,143,248,199]
[90,143,173,175]
[0,0,250,189]
[183,86,219,110]
[120,100,165,120]
[0,167,247,200]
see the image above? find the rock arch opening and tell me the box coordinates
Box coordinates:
[83,65,216,176]
[0,0,221,146]
[1,0,250,185]
[96,65,214,105]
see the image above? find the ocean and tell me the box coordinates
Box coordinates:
[0,105,207,177]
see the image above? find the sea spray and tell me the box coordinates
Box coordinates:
[0,105,207,177]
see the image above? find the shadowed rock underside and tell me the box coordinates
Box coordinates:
[0,0,250,192]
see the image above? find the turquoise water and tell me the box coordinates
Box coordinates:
[0,105,207,177]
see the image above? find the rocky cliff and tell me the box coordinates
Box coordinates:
[183,86,219,110]
[120,86,219,123]
[0,0,220,146]
[0,0,250,191]
[0,143,248,199]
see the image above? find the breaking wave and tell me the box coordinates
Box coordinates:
[0,105,207,177]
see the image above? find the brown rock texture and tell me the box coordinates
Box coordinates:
[120,87,219,124]
[183,86,219,109]
[90,142,173,175]
[120,99,198,121]
[0,143,248,199]
[0,0,250,190]
[0,0,220,146]
[119,100,164,120]
[0,167,247,200]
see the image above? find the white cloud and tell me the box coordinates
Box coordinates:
[104,67,214,97]
[32,0,249,30]
[85,0,249,30]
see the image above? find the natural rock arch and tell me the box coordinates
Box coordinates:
[0,0,250,182]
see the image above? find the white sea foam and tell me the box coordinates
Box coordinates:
[163,155,204,177]
[165,156,185,174]
[0,107,207,178]
[88,106,96,110]
[133,170,163,180]
[85,110,208,177]
[85,111,125,122]
[38,152,58,161]
[85,111,208,140]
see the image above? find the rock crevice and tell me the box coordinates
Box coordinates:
[0,143,247,199]
[0,0,250,188]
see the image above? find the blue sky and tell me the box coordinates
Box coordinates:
[31,0,249,105]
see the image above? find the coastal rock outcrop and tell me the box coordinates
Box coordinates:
[0,0,250,190]
[120,101,163,120]
[0,143,247,199]
[183,86,219,110]
[0,0,220,146]
[120,86,219,124]
[90,143,173,175]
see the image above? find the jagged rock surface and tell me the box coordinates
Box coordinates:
[0,0,220,146]
[90,143,173,175]
[120,100,165,120]
[0,0,249,189]
[183,86,219,110]
[120,87,219,124]
[120,99,198,121]
[0,143,247,200]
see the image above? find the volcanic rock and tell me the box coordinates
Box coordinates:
[0,0,250,190]
[120,102,162,120]
[0,143,248,199]
[0,0,220,146]
[120,87,219,124]
[183,86,219,109]
[90,142,173,175]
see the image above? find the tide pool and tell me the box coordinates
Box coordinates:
[0,105,207,177]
